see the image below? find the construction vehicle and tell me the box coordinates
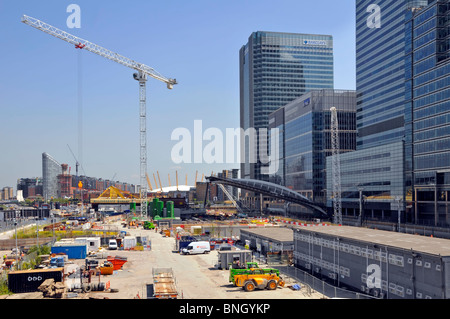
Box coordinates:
[143,221,155,230]
[234,268,285,292]
[229,262,280,284]
[148,268,178,299]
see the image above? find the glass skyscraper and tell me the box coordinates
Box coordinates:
[336,0,450,226]
[270,90,356,205]
[42,152,62,201]
[405,0,450,225]
[240,31,334,182]
[356,0,413,149]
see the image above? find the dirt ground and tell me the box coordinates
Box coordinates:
[2,220,325,300]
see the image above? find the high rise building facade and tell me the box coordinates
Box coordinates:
[356,0,416,149]
[269,90,357,205]
[405,0,450,225]
[42,152,62,200]
[240,31,334,182]
[331,0,450,225]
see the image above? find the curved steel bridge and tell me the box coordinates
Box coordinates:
[205,176,328,217]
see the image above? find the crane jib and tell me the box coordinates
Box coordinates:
[21,14,176,87]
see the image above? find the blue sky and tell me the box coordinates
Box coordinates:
[0,0,356,190]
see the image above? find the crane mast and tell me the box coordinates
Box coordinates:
[21,15,177,217]
[330,107,342,225]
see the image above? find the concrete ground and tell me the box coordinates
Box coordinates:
[1,220,325,300]
[87,221,324,299]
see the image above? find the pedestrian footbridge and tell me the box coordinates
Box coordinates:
[206,176,328,217]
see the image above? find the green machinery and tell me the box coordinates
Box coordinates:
[148,198,175,219]
[143,221,155,229]
[229,262,280,284]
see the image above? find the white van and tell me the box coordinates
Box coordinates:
[108,239,118,250]
[182,241,210,255]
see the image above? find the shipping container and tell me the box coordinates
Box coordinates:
[217,250,253,270]
[123,236,137,250]
[51,245,87,259]
[8,268,64,293]
[74,237,101,252]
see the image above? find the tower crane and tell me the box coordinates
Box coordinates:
[67,144,86,176]
[330,107,342,225]
[21,15,177,217]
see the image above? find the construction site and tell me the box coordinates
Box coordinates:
[1,214,329,300]
[6,7,450,304]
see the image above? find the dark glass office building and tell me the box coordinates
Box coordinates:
[335,0,450,226]
[240,31,334,182]
[269,90,357,205]
[405,0,450,226]
[356,0,416,149]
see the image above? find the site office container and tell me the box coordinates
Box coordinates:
[217,250,253,270]
[51,244,87,259]
[293,227,450,299]
[123,236,137,250]
[8,268,64,293]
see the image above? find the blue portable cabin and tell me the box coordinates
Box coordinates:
[51,244,87,259]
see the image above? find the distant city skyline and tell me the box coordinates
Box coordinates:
[0,1,356,192]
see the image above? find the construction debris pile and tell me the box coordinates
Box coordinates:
[38,279,66,298]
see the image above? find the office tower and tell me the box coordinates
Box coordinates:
[332,0,450,225]
[240,31,334,182]
[42,152,62,200]
[405,0,450,225]
[356,0,416,149]
[269,89,357,205]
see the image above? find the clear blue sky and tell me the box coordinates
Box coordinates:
[0,0,356,190]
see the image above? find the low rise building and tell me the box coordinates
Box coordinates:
[294,225,450,299]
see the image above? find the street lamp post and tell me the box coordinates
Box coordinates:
[14,211,18,270]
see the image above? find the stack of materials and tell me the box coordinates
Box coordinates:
[38,279,66,298]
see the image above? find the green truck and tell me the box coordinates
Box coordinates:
[143,221,155,230]
[229,262,280,284]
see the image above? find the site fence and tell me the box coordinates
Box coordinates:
[252,253,376,299]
